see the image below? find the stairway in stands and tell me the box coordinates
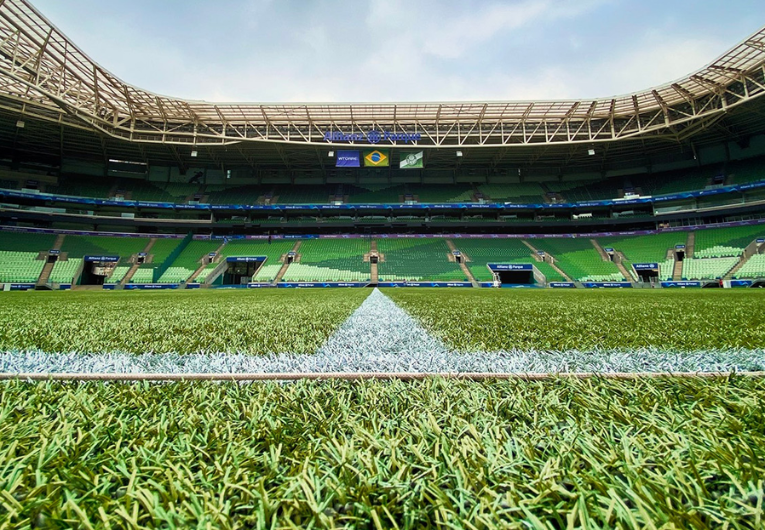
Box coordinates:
[35,233,67,288]
[121,239,156,286]
[274,241,301,283]
[446,240,479,287]
[521,240,572,282]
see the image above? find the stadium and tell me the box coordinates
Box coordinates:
[0,0,764,527]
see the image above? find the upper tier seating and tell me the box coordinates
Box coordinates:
[477,183,546,203]
[281,239,370,282]
[376,239,465,282]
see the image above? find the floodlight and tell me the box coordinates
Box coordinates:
[328,151,334,157]
[456,151,463,157]
[191,150,198,157]
[15,120,24,128]
[588,149,596,156]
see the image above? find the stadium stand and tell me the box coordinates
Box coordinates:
[49,258,82,284]
[693,225,765,257]
[206,185,267,205]
[60,235,149,259]
[281,239,370,282]
[477,183,546,203]
[0,251,45,283]
[452,239,565,282]
[0,231,57,284]
[345,185,405,204]
[273,185,335,204]
[202,239,296,283]
[130,238,183,283]
[408,185,475,203]
[156,240,220,283]
[682,257,739,280]
[376,239,465,282]
[532,238,623,281]
[597,232,686,281]
[104,266,131,284]
[734,254,765,278]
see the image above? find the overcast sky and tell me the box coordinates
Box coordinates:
[31,0,765,103]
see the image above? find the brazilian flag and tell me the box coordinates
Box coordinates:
[363,149,389,167]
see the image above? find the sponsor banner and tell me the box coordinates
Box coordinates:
[322,130,422,144]
[102,284,117,290]
[675,244,686,249]
[84,255,120,262]
[124,284,178,290]
[335,150,361,168]
[581,282,633,288]
[246,283,276,288]
[661,281,702,288]
[479,282,495,288]
[549,282,576,288]
[603,248,615,252]
[7,283,35,290]
[363,149,389,167]
[58,284,72,290]
[49,249,61,255]
[277,282,368,288]
[375,282,472,287]
[400,151,424,169]
[730,280,753,287]
[757,239,765,244]
[488,263,533,271]
[186,283,202,289]
[226,256,266,262]
[633,263,659,270]
[500,284,541,288]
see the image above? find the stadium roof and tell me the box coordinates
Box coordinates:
[0,0,764,173]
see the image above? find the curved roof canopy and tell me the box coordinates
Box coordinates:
[0,0,764,150]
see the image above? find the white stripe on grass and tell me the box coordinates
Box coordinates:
[1,289,764,374]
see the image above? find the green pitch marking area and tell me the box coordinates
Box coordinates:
[0,289,369,355]
[384,289,765,351]
[1,377,763,527]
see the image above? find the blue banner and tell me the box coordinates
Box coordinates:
[226,256,266,262]
[730,280,753,287]
[488,263,533,271]
[633,263,659,270]
[581,282,632,288]
[124,284,178,290]
[277,282,368,288]
[549,282,576,288]
[84,255,120,262]
[335,150,361,168]
[661,281,701,288]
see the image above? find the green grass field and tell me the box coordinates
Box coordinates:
[1,377,763,528]
[1,288,764,527]
[1,289,763,354]
[385,289,765,351]
[0,290,369,354]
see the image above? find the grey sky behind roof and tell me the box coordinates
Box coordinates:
[31,0,765,103]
